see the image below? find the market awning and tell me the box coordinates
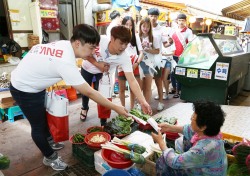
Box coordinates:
[187,5,245,26]
[139,0,186,10]
[222,0,250,21]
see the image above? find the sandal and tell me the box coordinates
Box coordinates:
[169,90,176,94]
[80,108,88,122]
[173,94,180,98]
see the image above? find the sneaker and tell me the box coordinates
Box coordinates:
[154,95,159,100]
[50,142,64,151]
[163,94,169,100]
[157,102,164,111]
[43,156,68,171]
[154,94,168,100]
[136,104,141,111]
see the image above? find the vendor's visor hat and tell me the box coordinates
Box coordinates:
[177,13,187,20]
[148,8,160,16]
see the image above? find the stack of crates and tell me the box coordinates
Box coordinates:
[72,144,95,167]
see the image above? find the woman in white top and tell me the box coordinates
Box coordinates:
[137,17,160,104]
[118,16,144,110]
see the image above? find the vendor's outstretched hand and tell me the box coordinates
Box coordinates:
[158,123,172,133]
[151,130,167,151]
[141,101,152,115]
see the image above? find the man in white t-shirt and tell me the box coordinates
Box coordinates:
[10,24,128,171]
[106,10,122,39]
[148,8,172,111]
[171,13,193,98]
[86,25,152,125]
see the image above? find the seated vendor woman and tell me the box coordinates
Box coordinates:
[152,100,227,176]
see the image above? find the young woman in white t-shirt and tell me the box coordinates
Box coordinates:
[138,17,160,104]
[118,16,143,109]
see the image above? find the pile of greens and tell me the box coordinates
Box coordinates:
[130,109,151,121]
[155,116,177,125]
[0,153,10,170]
[104,115,134,135]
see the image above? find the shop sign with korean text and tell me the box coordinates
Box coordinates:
[175,67,186,76]
[200,70,212,79]
[214,62,229,81]
[187,69,198,78]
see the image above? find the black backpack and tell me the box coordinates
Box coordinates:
[0,37,21,55]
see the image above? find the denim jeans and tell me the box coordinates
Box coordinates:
[81,68,103,110]
[171,56,181,91]
[10,83,56,158]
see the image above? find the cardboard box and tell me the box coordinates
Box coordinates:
[0,91,13,103]
[97,0,111,4]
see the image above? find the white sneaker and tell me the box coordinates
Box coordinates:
[43,156,68,171]
[136,103,141,111]
[50,142,64,151]
[157,102,164,111]
[163,94,169,100]
[154,95,159,100]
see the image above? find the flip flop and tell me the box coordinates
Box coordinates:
[173,94,180,98]
[80,108,88,122]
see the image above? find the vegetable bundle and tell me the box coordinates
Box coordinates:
[0,153,10,170]
[72,133,85,143]
[112,137,146,154]
[104,115,133,135]
[130,109,150,121]
[155,116,177,125]
[101,142,145,164]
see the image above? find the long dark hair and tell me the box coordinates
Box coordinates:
[121,16,139,55]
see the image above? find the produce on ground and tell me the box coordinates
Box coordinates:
[0,153,10,170]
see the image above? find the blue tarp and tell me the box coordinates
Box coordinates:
[112,0,141,11]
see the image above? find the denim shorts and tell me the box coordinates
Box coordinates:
[164,60,171,69]
[140,61,154,76]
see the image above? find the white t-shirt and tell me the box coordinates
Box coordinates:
[162,43,176,61]
[152,24,172,52]
[11,41,85,93]
[82,35,133,76]
[106,20,118,39]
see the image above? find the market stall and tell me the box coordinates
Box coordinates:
[174,33,250,104]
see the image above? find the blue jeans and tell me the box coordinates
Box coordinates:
[10,83,56,158]
[171,56,181,91]
[81,68,103,110]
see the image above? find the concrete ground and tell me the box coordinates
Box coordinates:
[1,85,250,176]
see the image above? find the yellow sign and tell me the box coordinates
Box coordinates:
[224,26,236,36]
[40,10,57,18]
[187,69,198,78]
[9,9,20,22]
[158,12,166,22]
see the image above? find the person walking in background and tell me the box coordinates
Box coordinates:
[106,10,122,39]
[118,16,144,110]
[147,8,172,111]
[138,17,160,106]
[171,13,193,98]
[85,25,152,126]
[9,24,128,171]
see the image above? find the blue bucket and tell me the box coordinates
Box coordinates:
[103,169,131,176]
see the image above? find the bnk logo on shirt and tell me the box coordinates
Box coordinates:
[30,46,64,58]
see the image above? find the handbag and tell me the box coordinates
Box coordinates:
[45,90,69,142]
